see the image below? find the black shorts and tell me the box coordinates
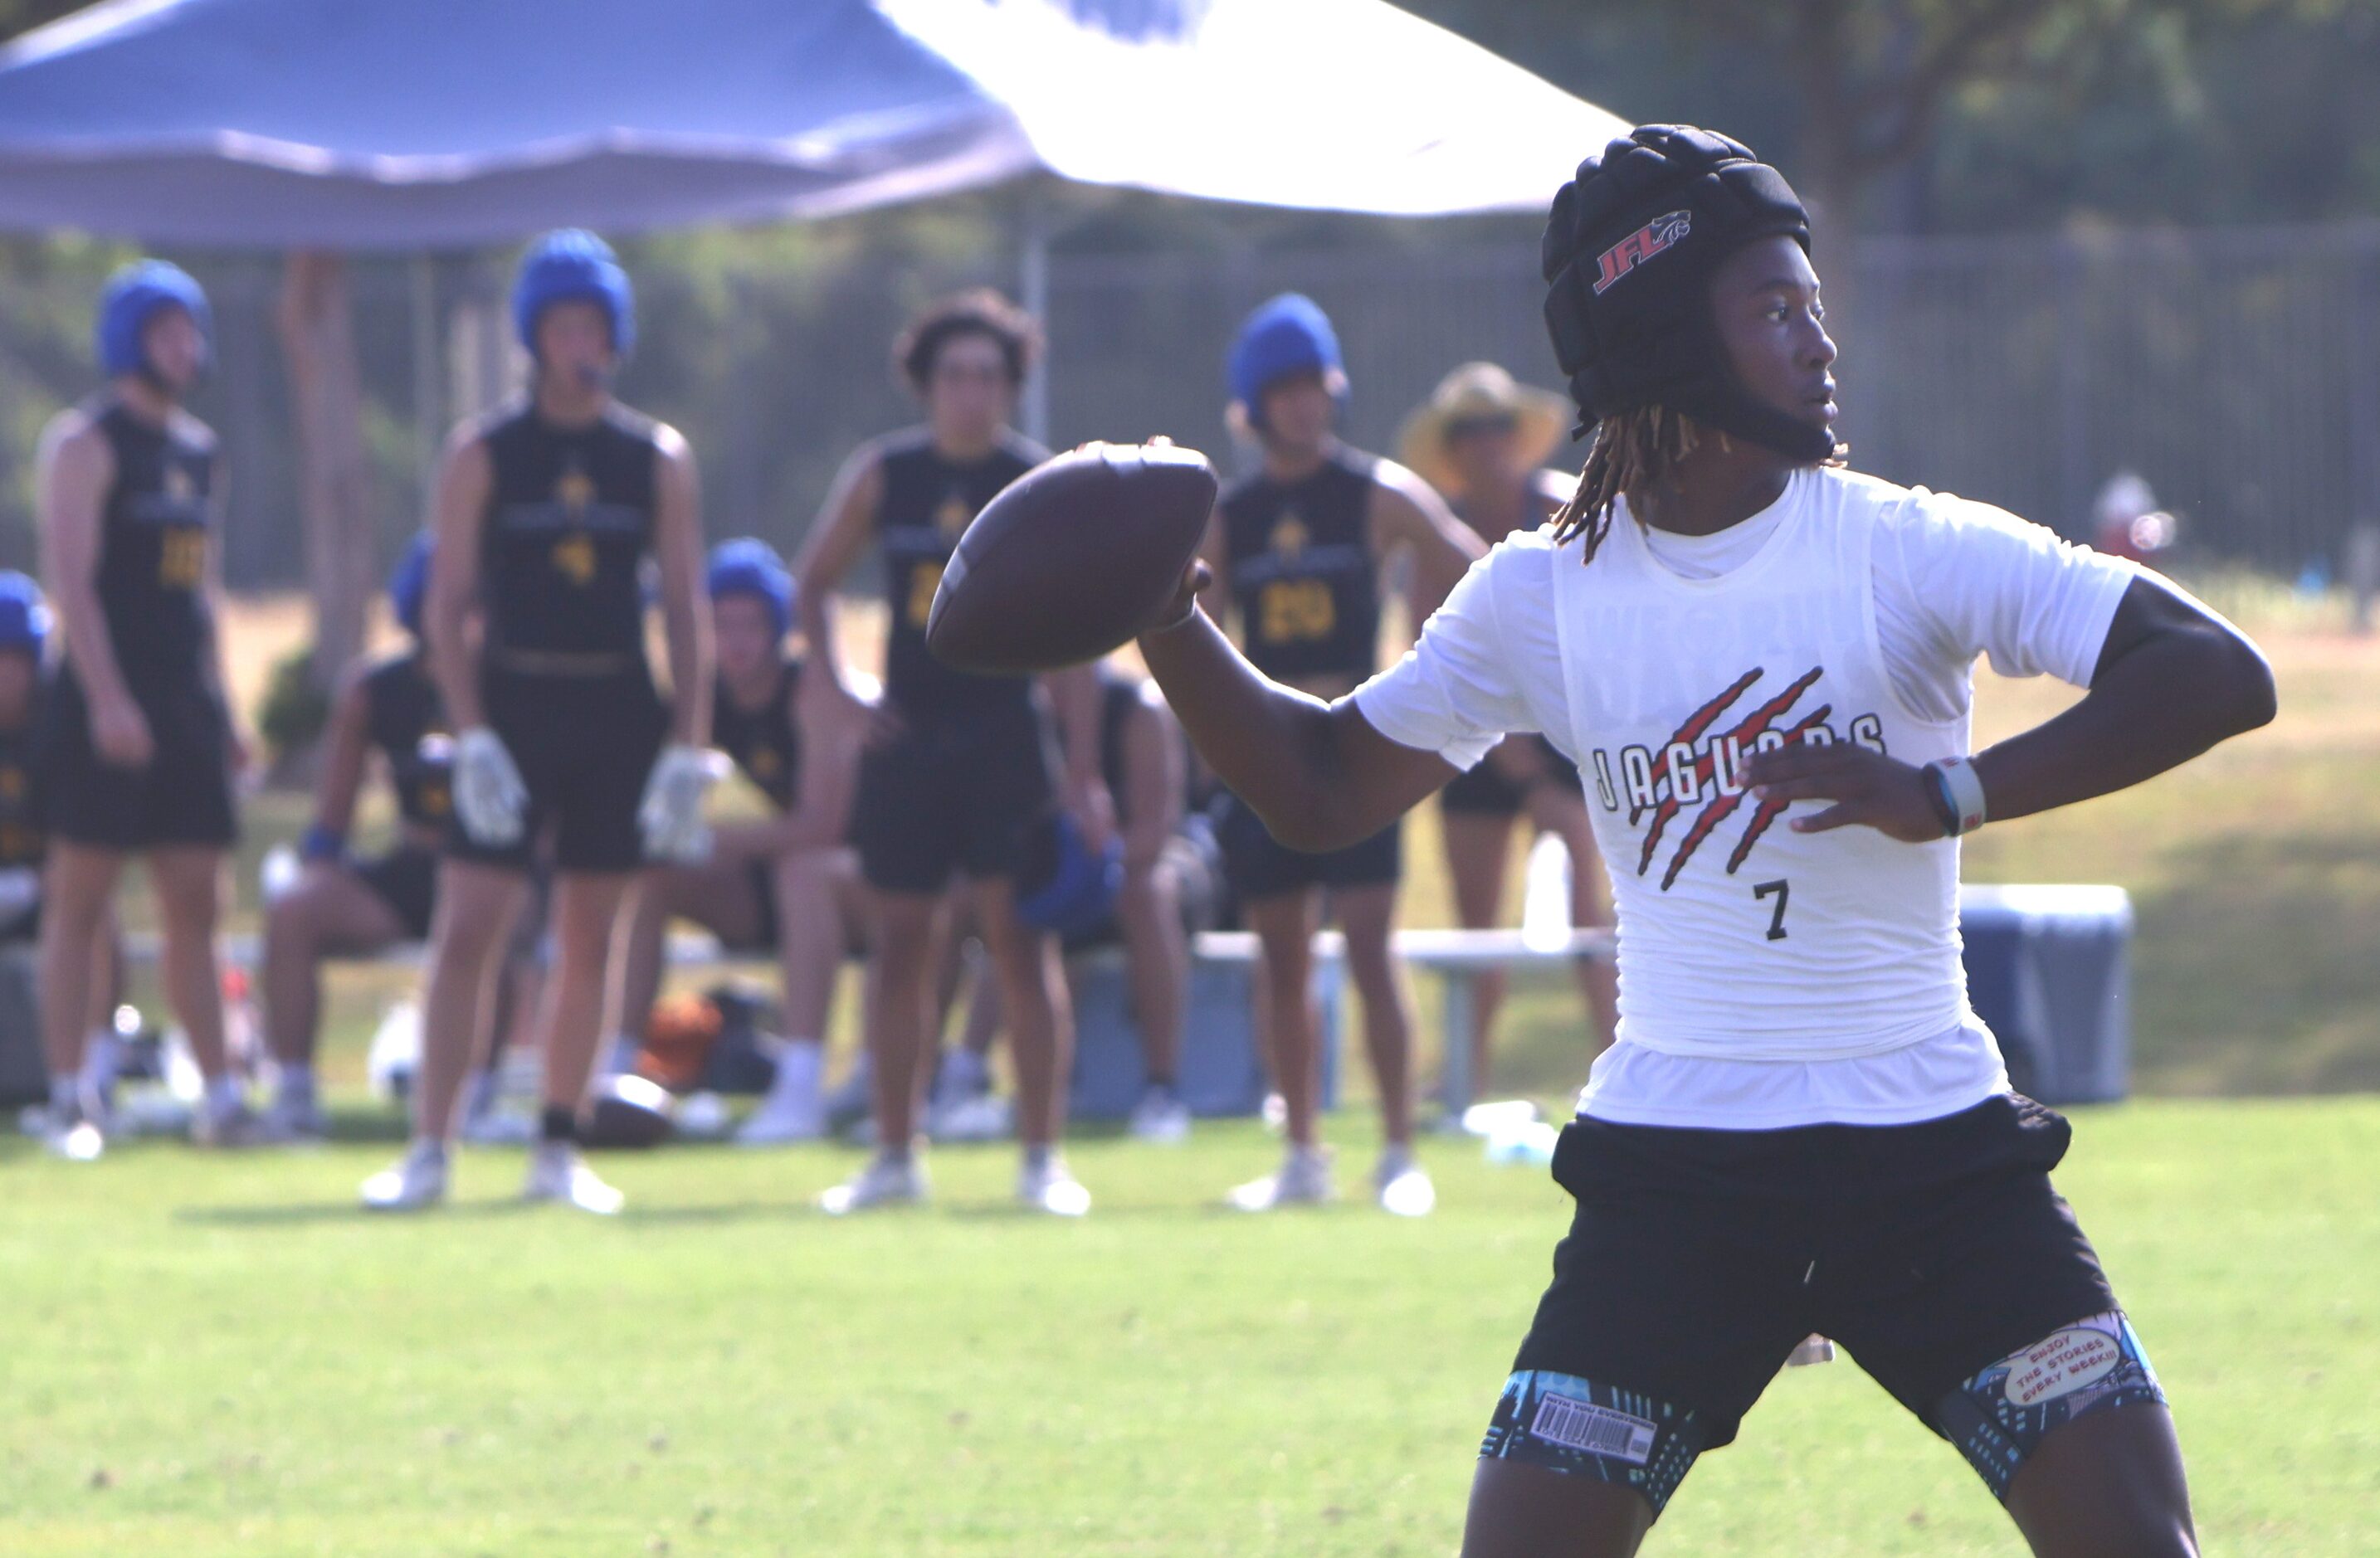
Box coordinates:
[446,666,668,875]
[43,668,237,851]
[1495,1096,2122,1500]
[353,844,438,941]
[851,699,1054,895]
[1439,737,1584,817]
[1216,790,1399,903]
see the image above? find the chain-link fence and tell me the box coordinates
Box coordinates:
[0,219,2373,592]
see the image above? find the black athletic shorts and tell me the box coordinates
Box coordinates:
[44,667,237,851]
[851,699,1055,895]
[446,665,668,875]
[353,843,438,941]
[1505,1095,2119,1461]
[1440,736,1585,817]
[1215,789,1399,903]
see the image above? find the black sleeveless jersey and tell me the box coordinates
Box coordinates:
[875,427,1046,718]
[479,401,662,662]
[1219,445,1382,682]
[360,651,451,830]
[90,397,217,689]
[714,655,802,813]
[0,687,46,869]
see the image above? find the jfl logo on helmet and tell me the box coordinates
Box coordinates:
[1593,210,1694,295]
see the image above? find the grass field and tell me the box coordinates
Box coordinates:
[2,1103,2376,1556]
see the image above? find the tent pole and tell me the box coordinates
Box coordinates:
[410,253,441,493]
[1019,181,1051,446]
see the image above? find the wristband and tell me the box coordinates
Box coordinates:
[1924,757,1988,837]
[299,824,346,864]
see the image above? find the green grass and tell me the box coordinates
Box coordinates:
[2,1101,2377,1556]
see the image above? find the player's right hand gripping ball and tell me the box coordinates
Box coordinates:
[924,441,1217,674]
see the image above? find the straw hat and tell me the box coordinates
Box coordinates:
[1397,362,1571,501]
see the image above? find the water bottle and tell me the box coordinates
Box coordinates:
[1485,1119,1560,1167]
[1520,832,1572,952]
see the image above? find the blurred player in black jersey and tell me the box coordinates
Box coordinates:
[928,660,1197,1144]
[0,574,51,943]
[610,537,868,1143]
[35,261,252,1158]
[364,231,715,1213]
[258,533,455,1141]
[1399,363,1618,1079]
[1202,295,1483,1214]
[793,290,1110,1215]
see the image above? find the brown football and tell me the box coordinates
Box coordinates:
[926,441,1217,674]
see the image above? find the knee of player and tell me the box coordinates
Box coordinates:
[264,886,320,949]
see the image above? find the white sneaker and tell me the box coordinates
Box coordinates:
[521,1142,625,1215]
[736,1090,827,1147]
[1126,1086,1191,1144]
[1017,1155,1091,1216]
[929,1090,1014,1143]
[819,1153,928,1215]
[43,1109,105,1162]
[361,1142,449,1212]
[1227,1147,1334,1211]
[1374,1147,1436,1218]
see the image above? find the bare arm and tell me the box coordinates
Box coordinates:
[425,427,495,732]
[1744,575,2276,840]
[37,417,130,713]
[1969,574,2274,820]
[651,426,712,746]
[202,449,250,767]
[784,665,867,852]
[1137,565,1456,851]
[1195,508,1231,631]
[710,669,871,860]
[1368,460,1485,629]
[305,665,376,841]
[790,441,885,693]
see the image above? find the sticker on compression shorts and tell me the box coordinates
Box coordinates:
[1479,1371,1705,1517]
[1935,1310,2168,1501]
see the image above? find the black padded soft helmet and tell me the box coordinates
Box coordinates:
[1542,124,1835,464]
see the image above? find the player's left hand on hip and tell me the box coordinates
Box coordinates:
[1744,742,1944,844]
[639,743,729,864]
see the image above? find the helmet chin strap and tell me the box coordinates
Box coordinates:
[1672,378,1837,465]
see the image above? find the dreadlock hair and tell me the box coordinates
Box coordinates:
[1551,405,1846,563]
[1552,405,1703,564]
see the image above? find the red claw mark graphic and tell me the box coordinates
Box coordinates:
[1636,667,1825,882]
[1722,704,1838,874]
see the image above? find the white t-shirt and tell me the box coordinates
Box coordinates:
[1354,466,2138,1129]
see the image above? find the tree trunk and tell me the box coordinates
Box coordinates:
[276,251,376,695]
